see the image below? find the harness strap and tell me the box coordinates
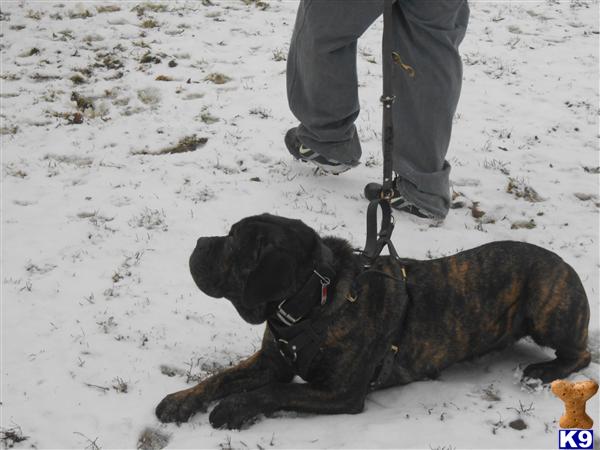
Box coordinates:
[270,321,323,379]
[361,199,398,267]
[267,242,336,379]
[369,267,411,389]
[370,345,398,389]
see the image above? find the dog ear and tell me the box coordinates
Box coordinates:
[243,247,296,306]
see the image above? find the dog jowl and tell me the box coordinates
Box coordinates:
[156,213,591,429]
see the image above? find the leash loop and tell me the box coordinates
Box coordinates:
[361,0,399,265]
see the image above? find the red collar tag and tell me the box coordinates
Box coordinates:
[321,286,328,305]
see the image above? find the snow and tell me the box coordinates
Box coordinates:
[1,1,598,449]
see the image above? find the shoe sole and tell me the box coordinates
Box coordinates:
[286,128,358,175]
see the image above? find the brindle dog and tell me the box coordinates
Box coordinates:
[156,214,591,429]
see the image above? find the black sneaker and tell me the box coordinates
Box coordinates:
[364,182,434,219]
[285,128,359,175]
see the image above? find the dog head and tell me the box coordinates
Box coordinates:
[189,214,322,324]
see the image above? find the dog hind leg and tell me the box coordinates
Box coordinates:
[523,267,591,383]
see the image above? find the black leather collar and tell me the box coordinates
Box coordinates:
[270,242,336,327]
[267,242,336,379]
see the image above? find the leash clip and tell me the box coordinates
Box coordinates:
[313,269,330,286]
[314,269,330,305]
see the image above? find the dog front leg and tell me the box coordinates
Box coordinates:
[209,382,367,429]
[156,350,292,423]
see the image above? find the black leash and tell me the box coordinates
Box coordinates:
[361,0,416,389]
[361,0,399,267]
[269,0,414,385]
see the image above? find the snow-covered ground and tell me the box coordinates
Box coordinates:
[1,1,598,448]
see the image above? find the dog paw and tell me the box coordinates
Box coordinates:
[155,390,203,423]
[523,361,564,384]
[209,394,261,430]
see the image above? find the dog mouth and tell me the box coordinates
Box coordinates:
[234,302,269,325]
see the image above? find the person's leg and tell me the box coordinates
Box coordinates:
[391,0,470,218]
[287,0,383,164]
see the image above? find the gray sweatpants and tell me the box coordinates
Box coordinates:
[287,0,469,218]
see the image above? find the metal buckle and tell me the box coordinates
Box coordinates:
[380,189,394,201]
[276,300,301,326]
[277,338,297,363]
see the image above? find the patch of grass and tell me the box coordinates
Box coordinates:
[71,92,95,111]
[70,74,87,85]
[43,154,93,167]
[137,427,170,450]
[68,7,94,19]
[574,192,598,201]
[506,177,543,202]
[25,262,57,274]
[4,163,27,178]
[200,111,219,124]
[132,2,169,16]
[112,377,128,393]
[583,165,600,174]
[0,73,21,81]
[129,208,167,231]
[507,400,535,416]
[249,106,271,119]
[0,125,19,135]
[140,18,159,28]
[30,73,61,82]
[140,51,162,64]
[26,9,43,20]
[241,0,269,10]
[97,315,118,333]
[481,384,501,402]
[511,219,536,230]
[483,158,510,175]
[73,432,101,450]
[83,33,104,43]
[470,202,486,219]
[191,187,215,203]
[137,87,161,105]
[205,72,231,84]
[75,66,94,78]
[0,426,28,447]
[95,53,124,70]
[135,135,208,155]
[155,75,172,81]
[272,48,286,61]
[132,40,151,49]
[96,5,121,13]
[55,29,75,41]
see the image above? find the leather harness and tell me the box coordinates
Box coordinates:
[267,243,411,388]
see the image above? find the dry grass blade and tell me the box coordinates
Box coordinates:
[133,135,208,155]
